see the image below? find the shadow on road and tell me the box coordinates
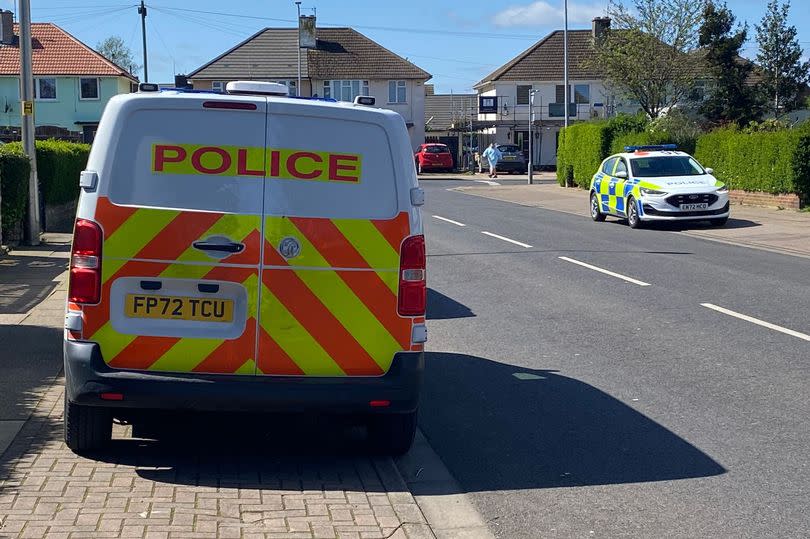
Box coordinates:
[417,352,726,492]
[427,288,475,320]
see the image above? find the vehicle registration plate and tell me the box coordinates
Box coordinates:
[125,294,234,323]
[503,155,516,160]
[680,203,709,210]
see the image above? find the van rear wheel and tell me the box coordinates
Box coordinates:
[64,398,112,454]
[367,410,417,456]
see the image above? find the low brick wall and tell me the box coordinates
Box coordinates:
[729,190,802,210]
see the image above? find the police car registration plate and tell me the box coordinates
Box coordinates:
[125,294,234,323]
[680,203,709,210]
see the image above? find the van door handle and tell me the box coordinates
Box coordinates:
[192,241,244,253]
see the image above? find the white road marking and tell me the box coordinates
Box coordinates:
[701,303,810,342]
[432,215,466,227]
[558,256,651,286]
[475,180,501,186]
[481,231,532,248]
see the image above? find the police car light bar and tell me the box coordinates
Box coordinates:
[624,144,678,152]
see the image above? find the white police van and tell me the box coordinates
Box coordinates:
[64,82,427,454]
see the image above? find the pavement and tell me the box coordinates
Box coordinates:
[418,179,810,537]
[0,235,494,539]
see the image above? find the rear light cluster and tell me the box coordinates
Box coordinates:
[69,219,103,304]
[398,235,426,316]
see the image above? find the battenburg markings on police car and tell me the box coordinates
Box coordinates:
[151,143,362,183]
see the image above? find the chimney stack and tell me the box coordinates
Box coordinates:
[0,10,14,45]
[592,17,611,42]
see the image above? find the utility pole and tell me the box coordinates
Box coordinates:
[563,0,569,131]
[295,1,302,96]
[20,0,39,245]
[138,0,148,82]
[563,0,570,187]
[528,89,537,185]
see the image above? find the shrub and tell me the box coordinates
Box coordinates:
[694,125,810,199]
[556,121,613,188]
[0,145,31,241]
[35,140,91,206]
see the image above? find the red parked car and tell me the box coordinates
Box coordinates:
[415,143,454,174]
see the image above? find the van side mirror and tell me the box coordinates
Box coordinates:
[705,168,714,175]
[615,170,628,179]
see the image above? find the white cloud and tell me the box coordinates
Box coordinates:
[494,1,606,28]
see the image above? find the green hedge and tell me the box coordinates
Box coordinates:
[556,121,613,188]
[694,126,810,198]
[0,145,31,241]
[6,139,90,206]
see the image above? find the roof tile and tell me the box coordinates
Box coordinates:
[0,23,136,79]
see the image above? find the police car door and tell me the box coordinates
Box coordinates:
[613,157,630,216]
[257,102,413,377]
[81,95,266,375]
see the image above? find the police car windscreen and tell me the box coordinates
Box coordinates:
[630,156,705,177]
[108,107,399,220]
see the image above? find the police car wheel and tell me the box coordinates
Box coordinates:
[590,192,606,222]
[367,410,417,456]
[627,197,643,229]
[710,216,729,227]
[64,397,112,454]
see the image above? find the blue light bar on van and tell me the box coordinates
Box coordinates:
[624,144,678,152]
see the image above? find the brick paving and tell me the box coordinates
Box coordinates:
[0,379,434,538]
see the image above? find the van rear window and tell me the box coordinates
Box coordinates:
[107,106,399,219]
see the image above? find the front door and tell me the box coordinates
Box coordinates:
[82,96,267,375]
[612,158,630,215]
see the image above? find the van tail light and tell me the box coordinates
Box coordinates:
[69,219,103,304]
[398,235,426,316]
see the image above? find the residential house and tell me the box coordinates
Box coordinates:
[475,17,631,167]
[423,84,478,167]
[187,26,431,150]
[0,12,137,142]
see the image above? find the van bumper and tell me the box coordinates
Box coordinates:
[64,340,423,415]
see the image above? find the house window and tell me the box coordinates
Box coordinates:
[211,81,225,92]
[323,80,369,102]
[555,84,566,103]
[574,84,590,104]
[274,80,297,96]
[79,77,99,100]
[516,85,531,105]
[35,77,57,100]
[388,80,406,103]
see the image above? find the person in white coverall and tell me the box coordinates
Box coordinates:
[481,143,502,178]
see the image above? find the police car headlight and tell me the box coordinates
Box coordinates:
[716,184,728,193]
[640,187,666,196]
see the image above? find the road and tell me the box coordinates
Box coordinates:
[418,180,810,538]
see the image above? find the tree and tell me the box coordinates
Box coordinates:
[593,0,707,118]
[96,36,138,74]
[755,0,810,115]
[698,2,763,125]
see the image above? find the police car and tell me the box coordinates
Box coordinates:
[589,145,729,228]
[63,82,427,455]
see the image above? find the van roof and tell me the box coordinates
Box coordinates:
[123,88,401,119]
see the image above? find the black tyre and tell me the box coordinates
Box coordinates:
[627,197,643,229]
[64,398,112,454]
[368,410,417,456]
[590,192,606,222]
[710,216,729,227]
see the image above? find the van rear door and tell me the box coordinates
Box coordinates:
[82,95,267,375]
[257,104,413,376]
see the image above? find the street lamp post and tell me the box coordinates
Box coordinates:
[295,1,302,96]
[528,89,539,185]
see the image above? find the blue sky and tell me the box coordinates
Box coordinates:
[11,0,810,93]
